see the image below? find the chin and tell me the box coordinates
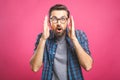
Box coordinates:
[56,32,65,37]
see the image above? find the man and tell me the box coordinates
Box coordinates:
[30,4,93,80]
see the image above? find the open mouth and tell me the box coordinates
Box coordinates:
[58,28,61,30]
[56,27,62,32]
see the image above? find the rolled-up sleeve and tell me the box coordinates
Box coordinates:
[34,33,42,51]
[75,30,91,55]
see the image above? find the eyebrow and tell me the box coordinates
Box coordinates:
[50,16,67,18]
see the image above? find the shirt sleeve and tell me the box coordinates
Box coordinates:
[34,33,42,51]
[75,30,91,55]
[34,33,46,63]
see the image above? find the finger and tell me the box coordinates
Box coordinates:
[44,15,48,27]
[68,17,72,31]
[44,15,50,30]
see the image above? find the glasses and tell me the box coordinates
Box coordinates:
[50,16,68,24]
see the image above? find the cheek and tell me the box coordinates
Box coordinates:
[51,24,56,30]
[63,23,68,29]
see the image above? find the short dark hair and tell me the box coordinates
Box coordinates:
[49,4,70,18]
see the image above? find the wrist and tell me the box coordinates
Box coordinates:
[40,36,47,42]
[71,37,78,42]
[41,35,48,41]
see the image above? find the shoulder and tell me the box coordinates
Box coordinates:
[35,33,42,44]
[75,29,86,34]
[36,33,42,41]
[75,29,87,40]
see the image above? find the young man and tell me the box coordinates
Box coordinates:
[30,4,93,80]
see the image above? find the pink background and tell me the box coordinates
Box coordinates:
[0,0,120,80]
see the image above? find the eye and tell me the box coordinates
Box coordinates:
[52,17,57,21]
[61,18,66,21]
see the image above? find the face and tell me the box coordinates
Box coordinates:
[50,10,69,37]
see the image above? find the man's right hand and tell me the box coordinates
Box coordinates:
[30,16,49,72]
[41,16,50,40]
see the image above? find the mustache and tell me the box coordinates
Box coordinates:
[56,25,62,29]
[57,24,61,27]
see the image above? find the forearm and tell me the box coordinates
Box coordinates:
[30,38,46,72]
[72,38,93,71]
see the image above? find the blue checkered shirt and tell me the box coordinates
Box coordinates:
[34,29,91,80]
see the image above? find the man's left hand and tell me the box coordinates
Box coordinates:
[68,16,77,41]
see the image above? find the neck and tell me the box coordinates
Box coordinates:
[56,33,66,44]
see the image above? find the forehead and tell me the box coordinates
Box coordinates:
[51,10,67,18]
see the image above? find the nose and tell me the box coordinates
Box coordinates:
[57,19,61,25]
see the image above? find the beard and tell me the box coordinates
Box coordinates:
[53,25,67,37]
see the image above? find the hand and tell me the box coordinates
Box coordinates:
[41,16,50,40]
[68,16,77,40]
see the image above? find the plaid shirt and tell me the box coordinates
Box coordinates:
[34,29,91,80]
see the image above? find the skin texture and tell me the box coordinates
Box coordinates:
[30,10,93,72]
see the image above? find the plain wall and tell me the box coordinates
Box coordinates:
[0,0,120,80]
